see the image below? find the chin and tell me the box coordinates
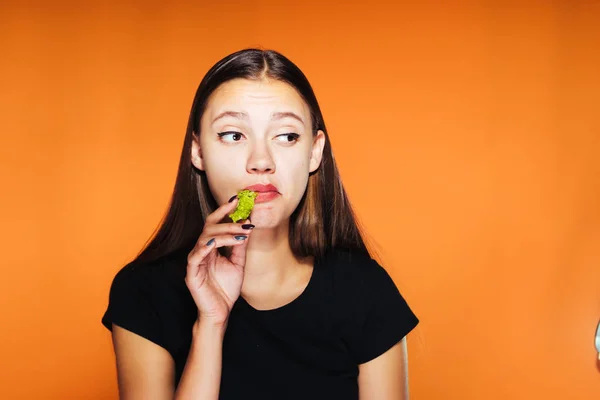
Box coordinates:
[248,208,290,229]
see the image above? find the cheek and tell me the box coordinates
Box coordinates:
[204,153,230,178]
[280,157,311,202]
[202,153,242,200]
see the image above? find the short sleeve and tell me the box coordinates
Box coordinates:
[342,259,419,365]
[101,264,166,350]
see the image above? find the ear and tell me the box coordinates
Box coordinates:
[190,132,205,171]
[309,130,326,173]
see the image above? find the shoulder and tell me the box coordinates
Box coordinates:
[320,248,419,365]
[318,247,397,292]
[317,247,410,318]
[101,249,193,350]
[108,250,188,294]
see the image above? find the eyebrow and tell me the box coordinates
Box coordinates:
[271,111,305,126]
[211,110,305,126]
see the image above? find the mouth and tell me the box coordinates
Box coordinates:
[244,183,279,193]
[244,183,280,203]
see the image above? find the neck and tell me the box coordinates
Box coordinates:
[241,220,313,299]
[244,219,294,278]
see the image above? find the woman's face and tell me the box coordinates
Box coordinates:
[191,78,325,228]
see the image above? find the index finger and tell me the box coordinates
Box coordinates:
[205,196,239,225]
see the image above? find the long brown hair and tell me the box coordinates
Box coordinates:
[132,48,371,266]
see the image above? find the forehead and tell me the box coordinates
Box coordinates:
[204,78,310,120]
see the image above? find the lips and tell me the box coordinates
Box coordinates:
[244,183,280,204]
[244,183,279,193]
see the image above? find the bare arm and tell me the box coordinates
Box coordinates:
[358,337,409,400]
[174,319,226,399]
[111,324,175,400]
[111,319,226,400]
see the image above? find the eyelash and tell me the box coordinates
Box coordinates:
[216,131,300,143]
[217,131,244,142]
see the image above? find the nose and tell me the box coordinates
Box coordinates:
[246,142,275,174]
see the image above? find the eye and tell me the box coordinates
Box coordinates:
[274,133,300,143]
[217,131,245,143]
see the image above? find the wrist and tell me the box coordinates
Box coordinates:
[193,316,228,336]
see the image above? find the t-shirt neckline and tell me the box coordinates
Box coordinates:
[236,254,323,314]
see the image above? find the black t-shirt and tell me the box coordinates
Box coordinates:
[101,248,419,399]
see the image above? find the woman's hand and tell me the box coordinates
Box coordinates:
[185,197,254,326]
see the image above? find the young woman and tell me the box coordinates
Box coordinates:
[102,48,419,399]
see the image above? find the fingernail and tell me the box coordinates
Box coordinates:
[228,195,237,203]
[234,235,247,241]
[241,224,255,230]
[206,238,215,246]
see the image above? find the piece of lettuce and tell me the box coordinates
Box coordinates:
[229,190,257,222]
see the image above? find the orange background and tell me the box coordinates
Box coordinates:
[1,1,599,399]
